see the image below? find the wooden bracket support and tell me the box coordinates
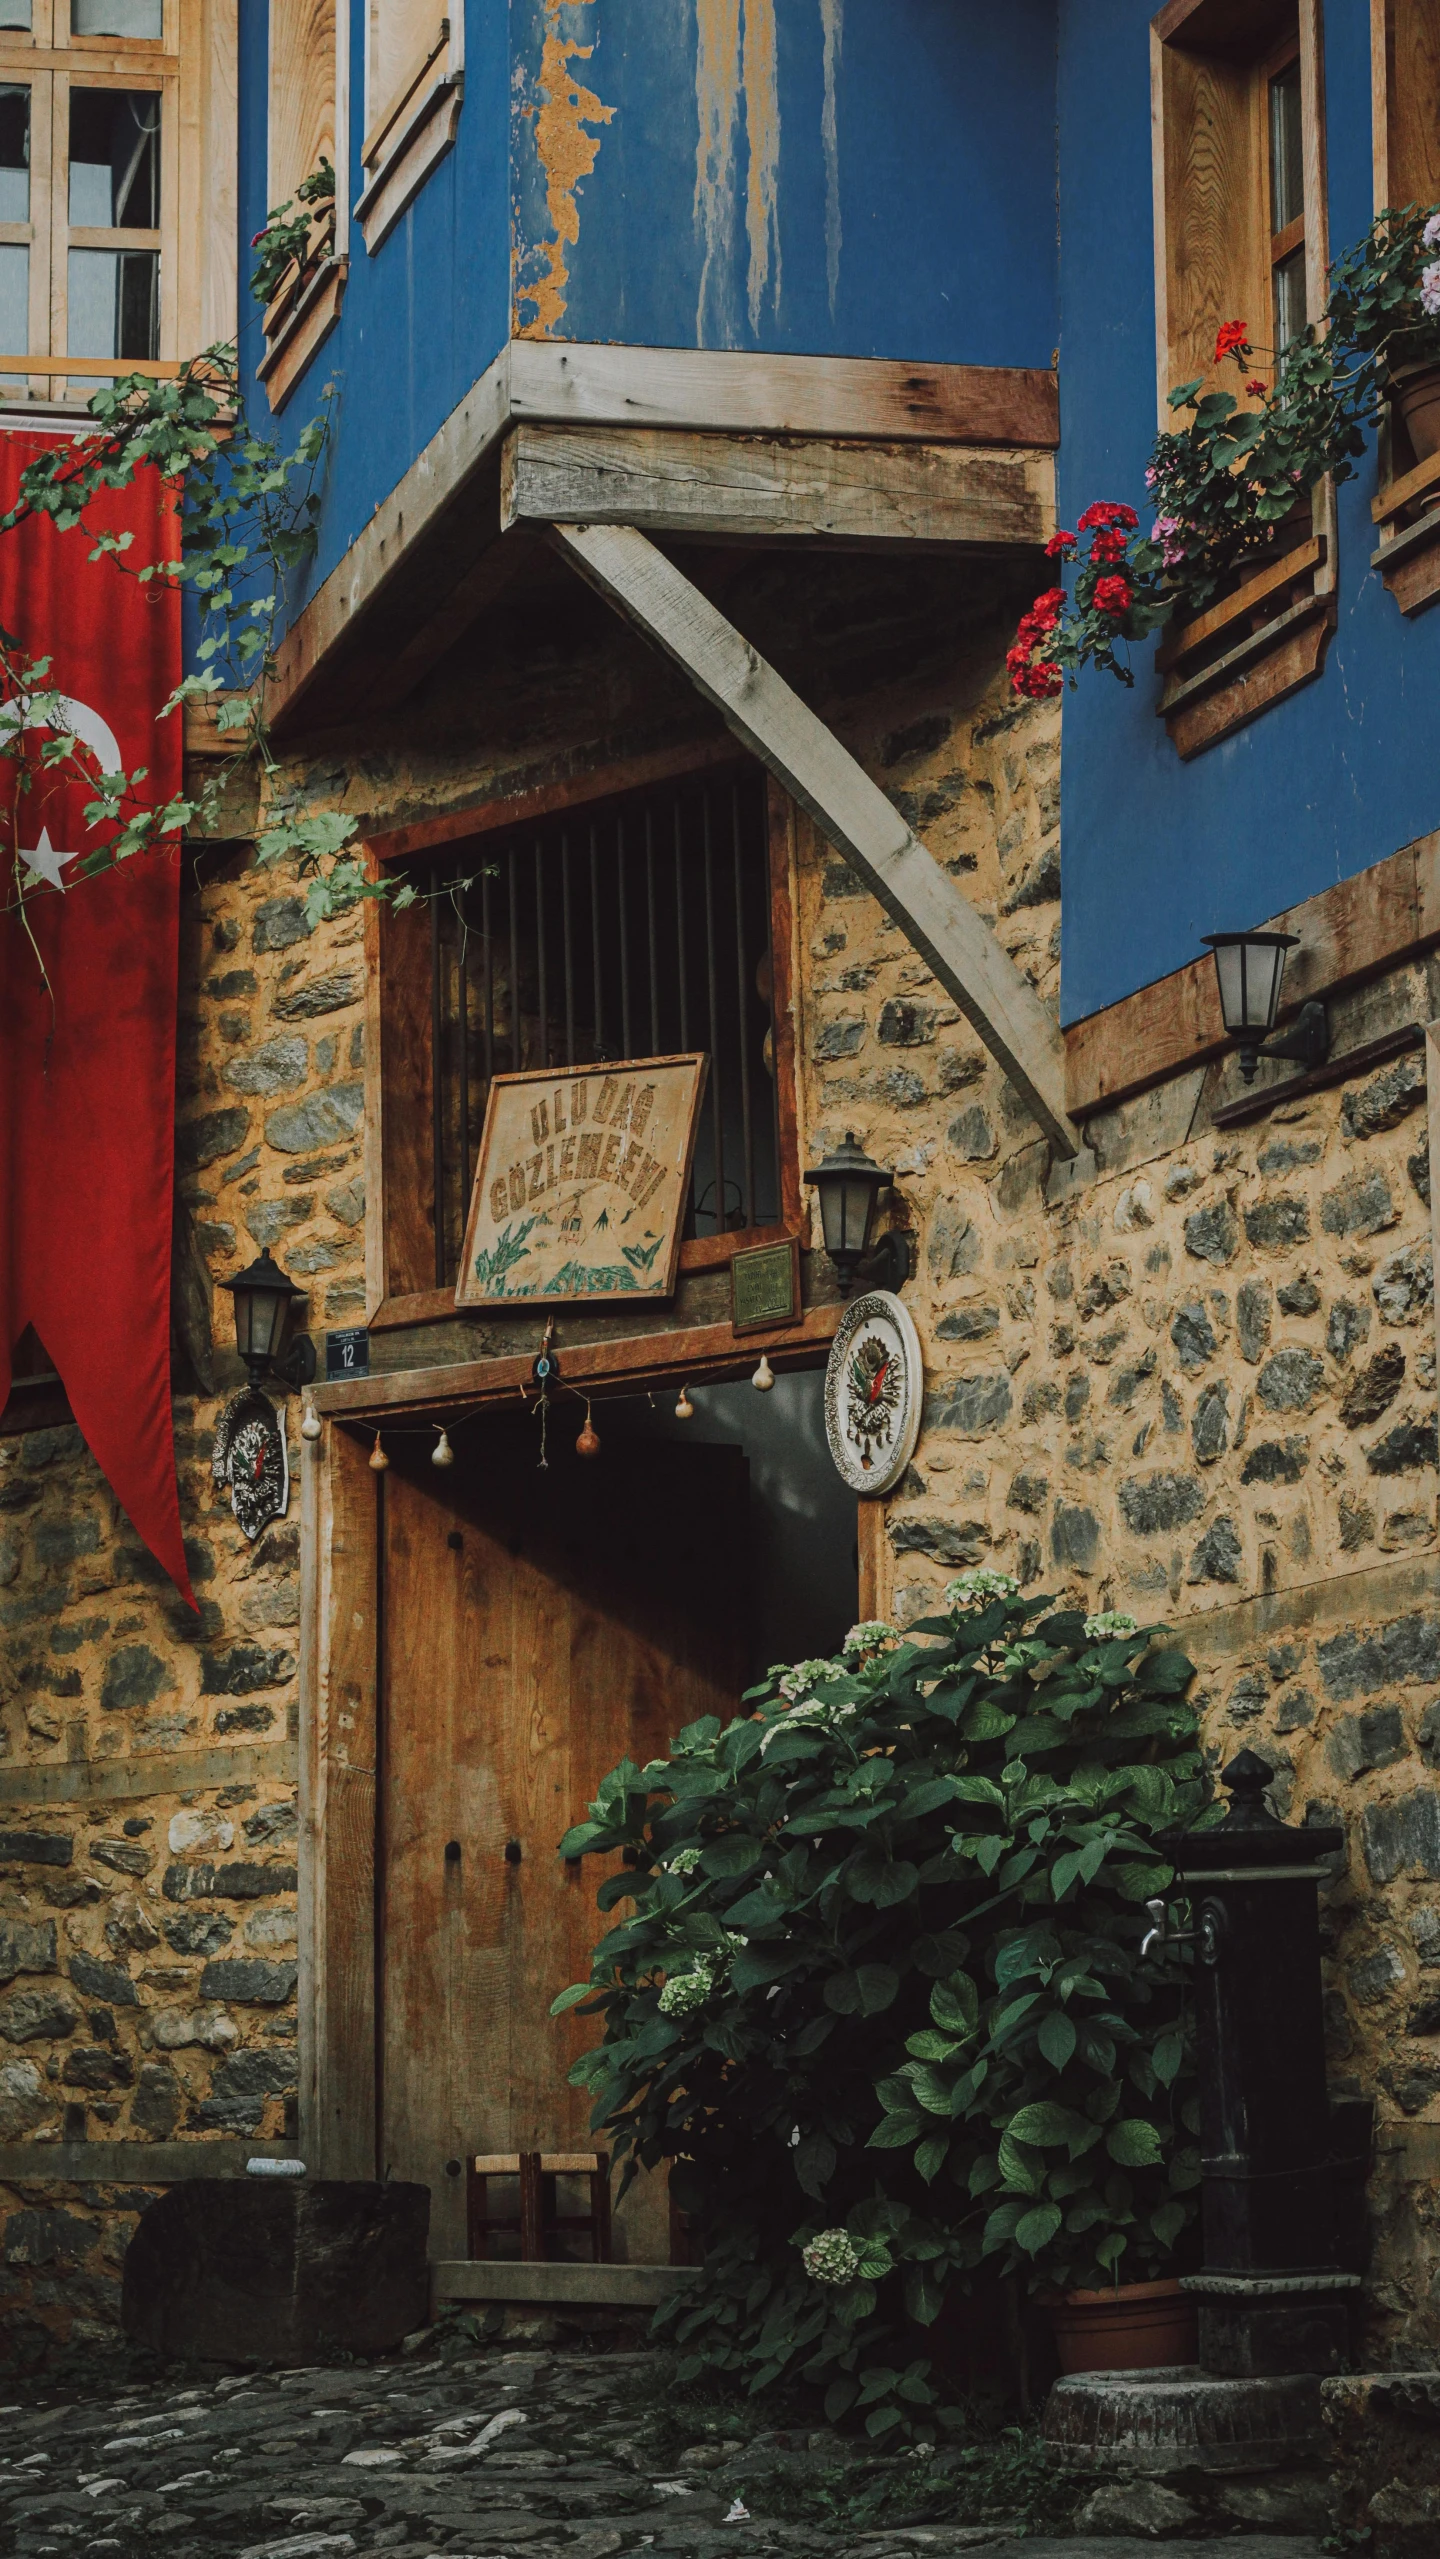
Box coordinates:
[545,520,1083,1160]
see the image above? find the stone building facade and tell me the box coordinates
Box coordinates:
[1,539,1437,2372]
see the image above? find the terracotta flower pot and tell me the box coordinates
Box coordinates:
[1047,2277,1198,2376]
[1392,361,1440,461]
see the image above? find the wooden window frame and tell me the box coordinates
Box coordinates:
[0,0,233,403]
[256,0,347,416]
[1150,0,1335,756]
[361,745,806,1337]
[1369,0,1440,613]
[353,0,461,258]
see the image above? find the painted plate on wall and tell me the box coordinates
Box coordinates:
[823,1289,923,1497]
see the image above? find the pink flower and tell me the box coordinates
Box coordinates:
[1424,212,1440,250]
[1422,260,1440,317]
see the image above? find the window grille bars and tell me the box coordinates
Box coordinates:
[422,770,780,1288]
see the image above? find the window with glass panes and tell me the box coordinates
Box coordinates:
[1154,2,1326,410]
[0,0,182,396]
[1267,44,1306,353]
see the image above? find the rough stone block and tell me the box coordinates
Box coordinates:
[0,1828,73,1865]
[1362,1789,1440,1884]
[69,1952,139,2007]
[122,2179,429,2363]
[0,1986,78,2041]
[0,1918,57,1981]
[1118,1471,1203,1535]
[199,1957,299,2005]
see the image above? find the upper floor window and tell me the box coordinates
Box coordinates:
[1267,45,1305,349]
[258,0,345,410]
[1152,0,1327,407]
[0,0,234,404]
[356,1,460,255]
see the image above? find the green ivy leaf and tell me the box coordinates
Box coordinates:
[930,1974,980,2036]
[1006,2100,1082,2150]
[1107,2118,1164,2168]
[914,2134,949,2185]
[699,1835,762,1878]
[868,2110,924,2148]
[846,1852,919,1907]
[1014,2204,1063,2256]
[825,1963,900,2016]
[1038,2010,1078,2071]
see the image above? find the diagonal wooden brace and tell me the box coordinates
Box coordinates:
[546,519,1083,1159]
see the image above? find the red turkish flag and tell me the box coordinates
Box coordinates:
[0,431,194,1606]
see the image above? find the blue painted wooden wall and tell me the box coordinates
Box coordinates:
[1056,0,1440,1025]
[237,0,1061,607]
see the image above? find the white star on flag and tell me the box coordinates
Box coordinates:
[19,827,74,892]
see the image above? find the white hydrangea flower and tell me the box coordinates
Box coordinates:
[802,2228,861,2286]
[1422,258,1440,317]
[658,1963,714,2016]
[778,1656,839,1701]
[1425,211,1440,248]
[760,1699,856,1752]
[1084,1610,1139,1641]
[842,1620,897,1657]
[944,1568,1019,1609]
[665,1847,703,1877]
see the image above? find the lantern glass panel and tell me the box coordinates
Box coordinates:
[1209,936,1291,1035]
[235,1280,286,1364]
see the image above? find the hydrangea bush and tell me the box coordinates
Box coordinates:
[553,1577,1210,2435]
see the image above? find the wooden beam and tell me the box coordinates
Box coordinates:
[313,1300,844,1419]
[545,521,1082,1158]
[266,343,512,733]
[501,424,1053,551]
[508,340,1058,448]
[267,343,1061,730]
[1065,829,1438,1119]
[0,1738,295,1809]
[0,2141,297,2184]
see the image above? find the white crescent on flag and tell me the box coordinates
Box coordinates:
[1,691,124,890]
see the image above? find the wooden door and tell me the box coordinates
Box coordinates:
[379,1412,748,2260]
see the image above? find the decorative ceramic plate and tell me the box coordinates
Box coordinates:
[823,1288,924,1496]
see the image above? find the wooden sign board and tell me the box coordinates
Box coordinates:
[456,1055,708,1308]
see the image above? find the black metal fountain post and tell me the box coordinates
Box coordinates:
[1159,1747,1359,2375]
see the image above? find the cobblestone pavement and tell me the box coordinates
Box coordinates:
[0,2342,1327,2559]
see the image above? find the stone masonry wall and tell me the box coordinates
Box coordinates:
[2,538,1438,2365]
[0,852,374,2367]
[785,665,1440,2365]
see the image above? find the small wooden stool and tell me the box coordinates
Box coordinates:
[466,2151,611,2263]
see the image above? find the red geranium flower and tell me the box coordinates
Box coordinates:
[1215,319,1250,361]
[1245,378,1268,398]
[1091,573,1132,617]
[1077,500,1139,534]
[1088,525,1130,563]
[1044,528,1077,558]
[1013,662,1063,700]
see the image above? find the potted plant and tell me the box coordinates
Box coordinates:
[1008,313,1377,698]
[1327,202,1440,458]
[554,1577,1210,2435]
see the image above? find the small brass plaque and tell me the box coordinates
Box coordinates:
[731,1237,800,1335]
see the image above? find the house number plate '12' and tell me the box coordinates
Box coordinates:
[823,1289,924,1497]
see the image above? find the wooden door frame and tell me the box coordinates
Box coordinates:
[297,1320,847,2175]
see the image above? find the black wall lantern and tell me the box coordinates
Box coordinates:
[805,1132,909,1294]
[222,1249,316,1390]
[1201,928,1329,1086]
